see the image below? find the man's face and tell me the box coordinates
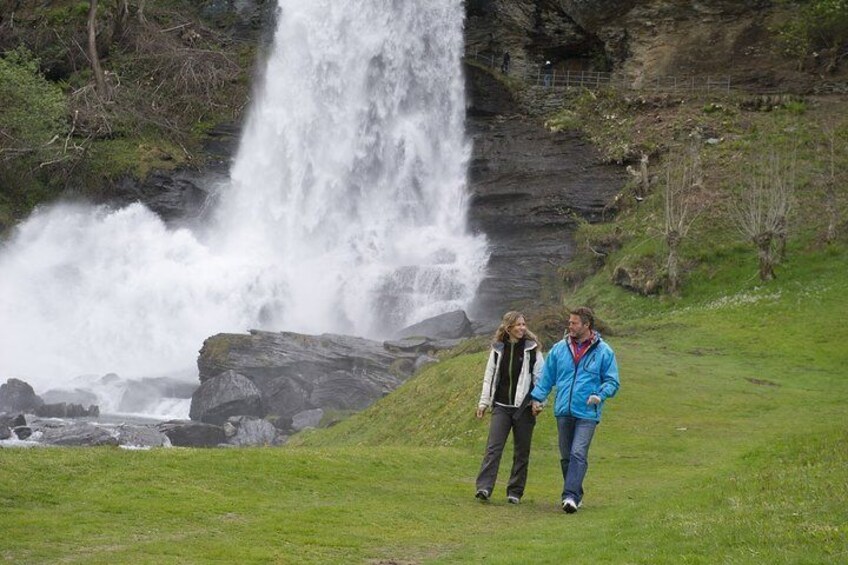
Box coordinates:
[567,314,591,341]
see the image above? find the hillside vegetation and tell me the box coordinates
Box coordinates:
[0,0,255,230]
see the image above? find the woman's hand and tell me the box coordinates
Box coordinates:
[531,401,543,416]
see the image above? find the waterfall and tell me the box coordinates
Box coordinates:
[0,0,487,411]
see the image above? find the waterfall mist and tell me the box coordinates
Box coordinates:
[0,0,487,414]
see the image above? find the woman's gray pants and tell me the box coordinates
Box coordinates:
[475,404,536,499]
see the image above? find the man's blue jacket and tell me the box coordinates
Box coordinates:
[530,332,620,421]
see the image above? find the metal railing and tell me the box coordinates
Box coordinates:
[465,52,732,94]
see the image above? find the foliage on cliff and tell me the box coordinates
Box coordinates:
[0,46,70,227]
[0,0,256,228]
[775,0,848,70]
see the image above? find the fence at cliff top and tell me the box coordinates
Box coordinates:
[466,52,732,94]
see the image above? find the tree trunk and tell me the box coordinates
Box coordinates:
[138,0,146,24]
[754,234,775,281]
[87,0,108,99]
[666,231,681,295]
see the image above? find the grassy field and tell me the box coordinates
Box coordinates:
[1,244,846,563]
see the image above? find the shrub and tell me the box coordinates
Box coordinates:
[774,0,848,70]
[0,46,68,160]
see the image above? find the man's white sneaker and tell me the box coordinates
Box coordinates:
[475,489,490,502]
[562,498,578,513]
[507,495,520,505]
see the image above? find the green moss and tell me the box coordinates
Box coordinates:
[85,137,190,181]
[199,333,240,367]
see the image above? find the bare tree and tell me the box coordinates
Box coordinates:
[730,154,795,281]
[136,0,147,24]
[663,150,702,295]
[87,0,109,100]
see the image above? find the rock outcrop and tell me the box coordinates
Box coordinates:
[195,330,418,432]
[395,310,473,340]
[223,416,280,446]
[465,0,820,93]
[159,420,227,448]
[189,370,264,425]
[0,378,43,413]
[34,403,100,419]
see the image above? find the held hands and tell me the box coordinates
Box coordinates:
[587,394,602,406]
[531,401,543,416]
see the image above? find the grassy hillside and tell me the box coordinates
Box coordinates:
[2,241,845,563]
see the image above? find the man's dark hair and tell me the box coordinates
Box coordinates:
[570,306,595,329]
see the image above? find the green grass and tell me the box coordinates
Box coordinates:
[2,243,846,563]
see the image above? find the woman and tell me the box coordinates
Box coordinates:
[474,311,543,504]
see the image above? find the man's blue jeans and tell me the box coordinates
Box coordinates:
[556,416,597,504]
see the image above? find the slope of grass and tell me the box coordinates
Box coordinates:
[2,242,846,564]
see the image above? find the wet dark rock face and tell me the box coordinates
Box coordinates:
[464,65,625,321]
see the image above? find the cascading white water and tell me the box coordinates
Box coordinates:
[0,0,487,414]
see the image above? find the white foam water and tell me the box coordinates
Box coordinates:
[0,0,487,414]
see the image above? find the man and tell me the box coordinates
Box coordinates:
[501,51,510,74]
[543,60,553,87]
[530,307,619,513]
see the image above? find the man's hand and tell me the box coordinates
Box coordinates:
[587,394,601,406]
[531,401,543,416]
[476,406,486,419]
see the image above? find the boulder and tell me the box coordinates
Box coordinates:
[291,408,323,431]
[414,354,439,372]
[189,370,264,425]
[395,310,473,340]
[0,378,43,413]
[0,412,20,439]
[34,403,100,419]
[196,330,417,425]
[612,263,662,295]
[13,426,32,440]
[223,416,279,446]
[159,420,226,447]
[114,425,171,448]
[39,423,119,446]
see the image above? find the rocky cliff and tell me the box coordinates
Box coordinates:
[465,0,844,92]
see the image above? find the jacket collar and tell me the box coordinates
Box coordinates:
[493,339,537,353]
[565,331,601,348]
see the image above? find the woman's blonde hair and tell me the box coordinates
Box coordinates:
[493,311,541,346]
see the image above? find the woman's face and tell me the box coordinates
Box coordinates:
[507,317,526,341]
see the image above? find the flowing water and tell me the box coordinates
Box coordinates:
[0,0,487,417]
